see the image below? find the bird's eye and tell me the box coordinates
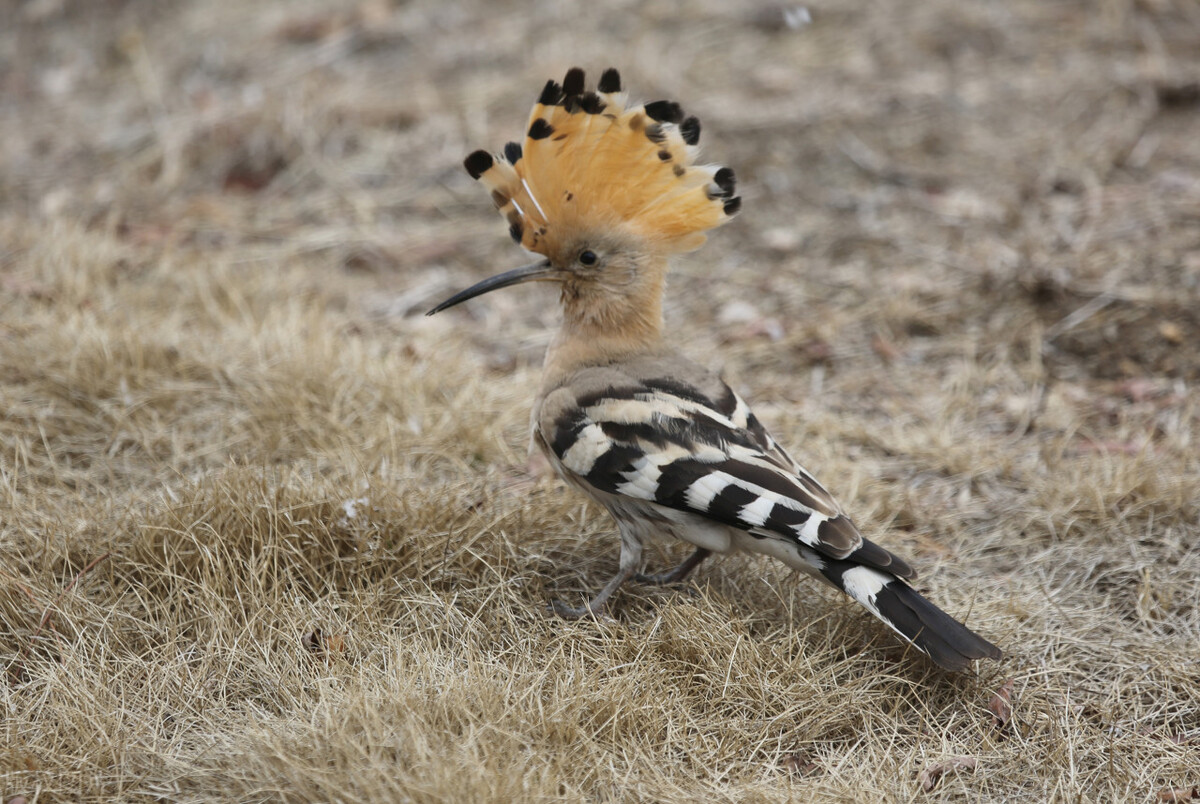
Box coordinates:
[578,250,598,266]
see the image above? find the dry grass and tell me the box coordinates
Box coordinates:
[3,0,1199,801]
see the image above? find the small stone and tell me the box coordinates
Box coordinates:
[1158,321,1183,344]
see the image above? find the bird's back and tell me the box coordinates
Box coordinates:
[534,352,913,579]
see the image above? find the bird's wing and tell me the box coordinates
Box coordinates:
[537,366,915,580]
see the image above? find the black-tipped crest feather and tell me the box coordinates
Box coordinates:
[464,150,493,180]
[598,68,622,93]
[714,167,736,197]
[680,116,701,145]
[562,67,586,97]
[528,119,554,140]
[644,100,685,123]
[538,80,564,106]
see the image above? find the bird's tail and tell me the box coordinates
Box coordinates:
[817,555,1002,672]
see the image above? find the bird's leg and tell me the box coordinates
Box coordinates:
[550,529,642,620]
[635,547,712,586]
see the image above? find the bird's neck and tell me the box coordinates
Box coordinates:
[540,269,668,394]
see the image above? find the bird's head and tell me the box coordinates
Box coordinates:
[427,67,739,321]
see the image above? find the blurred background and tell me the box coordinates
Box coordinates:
[6,0,1198,378]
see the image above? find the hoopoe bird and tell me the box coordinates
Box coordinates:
[429,68,1002,671]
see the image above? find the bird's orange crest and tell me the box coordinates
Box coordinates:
[464,67,740,256]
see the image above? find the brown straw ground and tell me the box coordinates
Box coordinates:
[2,1,1198,801]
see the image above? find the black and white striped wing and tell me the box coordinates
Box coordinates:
[541,375,914,579]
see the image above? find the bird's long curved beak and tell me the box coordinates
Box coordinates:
[426,260,556,316]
